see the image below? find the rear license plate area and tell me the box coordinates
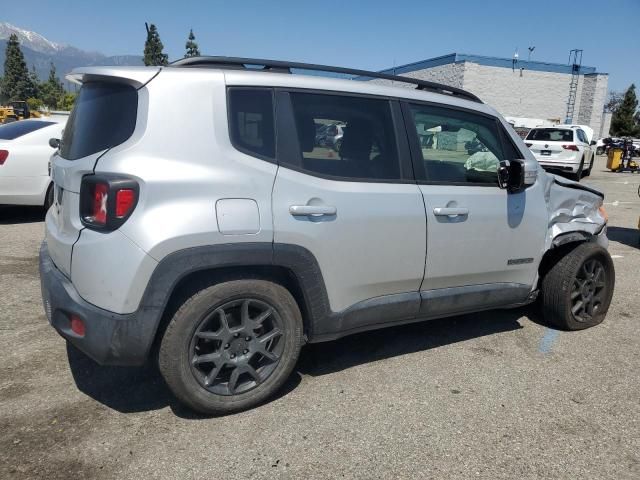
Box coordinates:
[540,150,551,156]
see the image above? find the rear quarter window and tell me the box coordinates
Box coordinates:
[0,120,55,140]
[60,82,138,160]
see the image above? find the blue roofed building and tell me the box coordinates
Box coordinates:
[367,53,609,138]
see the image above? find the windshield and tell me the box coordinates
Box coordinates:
[526,128,574,142]
[0,120,55,140]
[60,81,138,160]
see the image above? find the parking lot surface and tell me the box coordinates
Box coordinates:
[1,155,639,480]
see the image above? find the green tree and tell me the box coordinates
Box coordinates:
[40,62,65,108]
[1,34,37,101]
[143,23,169,66]
[604,91,623,114]
[57,92,77,111]
[185,29,200,57]
[27,97,44,111]
[29,65,41,99]
[610,84,639,137]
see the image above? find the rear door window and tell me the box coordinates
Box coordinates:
[0,120,55,140]
[286,92,401,181]
[60,82,138,160]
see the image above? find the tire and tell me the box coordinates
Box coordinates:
[571,157,584,181]
[583,155,594,177]
[334,139,342,152]
[541,243,615,331]
[159,279,303,415]
[44,184,54,211]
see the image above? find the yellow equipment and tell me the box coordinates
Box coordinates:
[607,148,623,170]
[0,101,45,124]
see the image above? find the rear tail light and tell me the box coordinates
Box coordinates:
[70,314,86,337]
[115,189,136,218]
[0,150,8,165]
[525,142,532,147]
[91,182,109,225]
[562,144,579,151]
[80,175,139,231]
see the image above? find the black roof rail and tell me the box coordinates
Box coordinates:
[169,56,483,103]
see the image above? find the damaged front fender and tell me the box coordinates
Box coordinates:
[541,172,607,250]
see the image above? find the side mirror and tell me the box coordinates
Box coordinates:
[590,140,597,146]
[49,138,60,149]
[498,159,528,193]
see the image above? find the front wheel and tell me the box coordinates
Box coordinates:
[159,279,303,415]
[44,183,54,211]
[541,243,615,330]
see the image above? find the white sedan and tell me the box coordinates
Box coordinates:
[0,118,66,209]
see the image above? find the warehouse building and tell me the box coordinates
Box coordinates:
[364,53,609,138]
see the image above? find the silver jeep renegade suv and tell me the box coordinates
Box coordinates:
[40,57,614,414]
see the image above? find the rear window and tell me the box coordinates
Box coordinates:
[60,82,138,160]
[526,128,574,142]
[0,120,55,140]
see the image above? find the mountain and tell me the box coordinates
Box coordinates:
[0,22,143,88]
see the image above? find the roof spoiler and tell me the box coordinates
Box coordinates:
[66,66,162,89]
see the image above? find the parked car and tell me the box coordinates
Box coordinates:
[40,58,614,415]
[0,118,66,209]
[317,123,345,151]
[525,126,596,180]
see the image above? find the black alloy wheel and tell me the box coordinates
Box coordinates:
[189,298,284,396]
[570,258,607,323]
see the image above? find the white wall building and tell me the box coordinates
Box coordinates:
[364,53,609,138]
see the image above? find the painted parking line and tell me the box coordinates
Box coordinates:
[539,328,560,354]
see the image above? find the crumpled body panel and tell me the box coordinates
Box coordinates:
[540,171,607,250]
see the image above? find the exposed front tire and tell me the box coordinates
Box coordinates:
[541,243,615,330]
[159,279,303,415]
[44,183,54,211]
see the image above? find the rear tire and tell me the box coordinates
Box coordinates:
[159,279,303,415]
[541,243,615,330]
[571,158,584,181]
[583,155,594,177]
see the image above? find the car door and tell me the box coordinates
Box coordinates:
[402,101,548,316]
[271,91,426,333]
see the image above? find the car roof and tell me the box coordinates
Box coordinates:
[68,64,502,119]
[533,126,574,130]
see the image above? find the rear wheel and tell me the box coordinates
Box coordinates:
[571,157,584,181]
[582,155,594,177]
[159,279,303,415]
[541,243,615,330]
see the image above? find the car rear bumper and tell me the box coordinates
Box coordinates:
[39,241,152,366]
[537,160,582,173]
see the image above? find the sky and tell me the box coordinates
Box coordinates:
[4,0,639,91]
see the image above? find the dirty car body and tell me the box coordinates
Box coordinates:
[38,59,614,414]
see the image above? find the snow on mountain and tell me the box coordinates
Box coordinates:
[0,22,66,54]
[0,22,143,84]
